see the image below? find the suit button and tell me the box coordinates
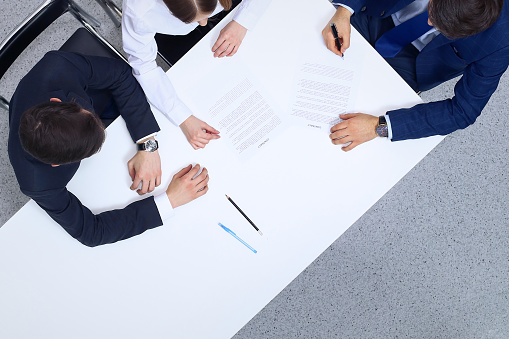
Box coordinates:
[360,6,366,11]
[380,10,386,16]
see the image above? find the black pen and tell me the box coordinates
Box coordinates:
[330,23,345,59]
[225,195,263,236]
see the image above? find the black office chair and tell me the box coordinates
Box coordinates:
[0,0,126,112]
[95,0,122,28]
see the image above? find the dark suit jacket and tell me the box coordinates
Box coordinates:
[8,51,163,247]
[340,0,509,140]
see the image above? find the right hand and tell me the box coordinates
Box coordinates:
[322,6,352,56]
[166,164,209,208]
[180,115,220,150]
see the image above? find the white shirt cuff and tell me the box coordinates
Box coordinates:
[154,193,175,221]
[332,3,354,14]
[136,132,158,144]
[385,114,393,140]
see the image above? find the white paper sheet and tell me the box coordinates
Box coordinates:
[290,53,363,132]
[181,59,286,160]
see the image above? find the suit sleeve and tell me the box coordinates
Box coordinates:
[26,186,163,247]
[332,0,366,13]
[42,51,160,142]
[388,46,509,141]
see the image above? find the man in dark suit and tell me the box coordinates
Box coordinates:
[322,0,509,151]
[8,51,209,247]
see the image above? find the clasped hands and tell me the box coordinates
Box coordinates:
[127,137,209,208]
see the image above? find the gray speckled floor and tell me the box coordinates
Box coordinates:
[1,1,509,338]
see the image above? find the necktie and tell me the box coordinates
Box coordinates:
[375,10,430,58]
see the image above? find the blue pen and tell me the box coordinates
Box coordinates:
[218,223,257,254]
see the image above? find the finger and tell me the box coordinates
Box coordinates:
[330,121,347,133]
[217,44,233,58]
[340,113,360,120]
[194,168,209,187]
[192,140,206,149]
[184,164,201,180]
[212,36,225,53]
[197,133,221,142]
[324,28,343,56]
[148,178,156,193]
[227,44,239,57]
[130,176,142,191]
[330,131,349,142]
[196,185,209,196]
[213,40,227,57]
[201,121,220,134]
[175,164,193,178]
[138,178,149,195]
[342,141,358,151]
[326,35,342,56]
[128,162,135,181]
[332,135,352,145]
[155,174,162,187]
[340,31,351,52]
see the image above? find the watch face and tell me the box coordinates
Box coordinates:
[376,124,388,137]
[145,139,158,152]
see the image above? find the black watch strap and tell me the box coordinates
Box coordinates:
[137,139,159,152]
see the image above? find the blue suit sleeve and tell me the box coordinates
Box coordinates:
[388,46,509,141]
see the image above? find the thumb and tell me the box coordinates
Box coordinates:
[175,164,193,178]
[340,113,360,120]
[339,113,360,120]
[202,122,220,134]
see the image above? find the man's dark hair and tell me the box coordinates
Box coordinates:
[429,0,504,39]
[19,101,105,165]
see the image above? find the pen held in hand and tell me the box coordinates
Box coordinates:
[225,195,263,236]
[330,23,345,60]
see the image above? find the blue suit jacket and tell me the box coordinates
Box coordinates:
[8,52,162,247]
[341,0,509,141]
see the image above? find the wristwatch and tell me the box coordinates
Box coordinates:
[375,116,388,137]
[137,139,159,152]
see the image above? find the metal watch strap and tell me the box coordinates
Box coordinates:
[376,116,388,137]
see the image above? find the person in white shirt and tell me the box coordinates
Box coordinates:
[122,0,270,150]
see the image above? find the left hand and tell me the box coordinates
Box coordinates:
[329,113,379,151]
[128,145,162,195]
[212,20,247,58]
[180,115,220,150]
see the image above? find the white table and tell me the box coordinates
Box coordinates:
[0,0,443,338]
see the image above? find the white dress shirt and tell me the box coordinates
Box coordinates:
[122,0,271,127]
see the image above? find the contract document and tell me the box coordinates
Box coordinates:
[181,60,286,160]
[290,53,363,131]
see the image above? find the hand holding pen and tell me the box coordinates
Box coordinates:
[322,6,352,58]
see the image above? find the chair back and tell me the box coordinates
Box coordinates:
[0,0,69,80]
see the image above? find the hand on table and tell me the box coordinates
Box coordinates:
[330,113,379,151]
[322,6,352,56]
[166,164,209,208]
[180,115,220,149]
[212,20,247,58]
[128,144,162,195]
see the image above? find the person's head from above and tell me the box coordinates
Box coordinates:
[19,99,105,166]
[428,0,504,39]
[163,0,232,26]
